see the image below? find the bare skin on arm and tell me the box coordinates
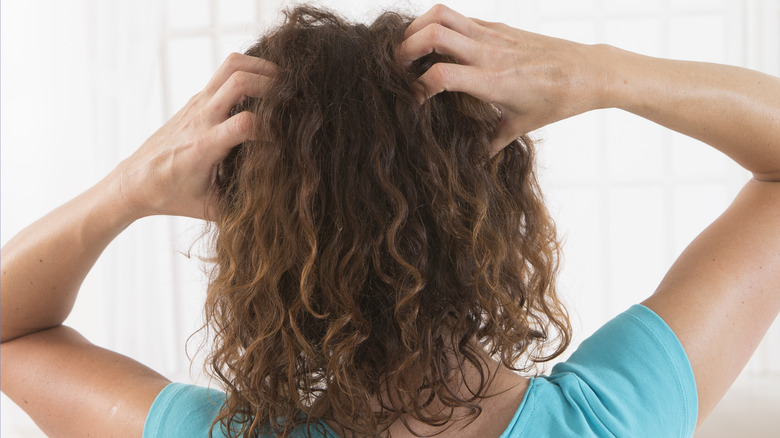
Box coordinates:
[400,4,780,427]
[3,3,779,435]
[0,53,276,437]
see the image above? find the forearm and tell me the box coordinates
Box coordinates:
[0,53,268,346]
[0,170,136,342]
[601,45,780,179]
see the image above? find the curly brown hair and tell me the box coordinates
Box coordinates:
[203,5,570,437]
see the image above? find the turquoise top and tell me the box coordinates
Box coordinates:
[144,304,698,437]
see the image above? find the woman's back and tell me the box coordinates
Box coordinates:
[344,358,528,438]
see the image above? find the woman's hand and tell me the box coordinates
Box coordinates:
[402,5,780,428]
[115,52,276,220]
[400,4,608,153]
[0,52,277,344]
[0,53,279,436]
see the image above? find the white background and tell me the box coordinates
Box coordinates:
[2,0,779,436]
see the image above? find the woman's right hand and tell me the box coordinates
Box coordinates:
[400,4,609,154]
[403,5,780,429]
[114,53,277,221]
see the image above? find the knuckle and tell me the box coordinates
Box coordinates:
[484,45,504,62]
[497,22,513,33]
[426,23,447,43]
[226,70,248,89]
[429,63,451,87]
[486,68,503,89]
[206,97,223,115]
[234,111,255,135]
[188,92,203,106]
[431,4,451,18]
[224,51,244,68]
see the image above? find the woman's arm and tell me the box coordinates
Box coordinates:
[606,47,780,180]
[1,53,275,343]
[0,52,275,437]
[0,170,133,344]
[401,4,780,427]
[601,44,780,424]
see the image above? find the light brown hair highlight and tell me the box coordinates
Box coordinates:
[203,6,571,437]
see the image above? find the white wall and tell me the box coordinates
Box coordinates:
[2,0,778,436]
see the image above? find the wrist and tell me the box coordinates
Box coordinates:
[98,165,148,228]
[587,43,628,111]
[592,43,660,114]
[560,42,627,118]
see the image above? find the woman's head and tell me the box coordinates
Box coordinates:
[205,5,570,437]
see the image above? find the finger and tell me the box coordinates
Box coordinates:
[404,4,481,39]
[399,23,482,65]
[203,53,278,97]
[414,62,498,103]
[208,71,272,123]
[209,110,256,161]
[414,63,526,153]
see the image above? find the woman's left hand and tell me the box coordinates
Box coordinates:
[399,5,606,154]
[115,52,276,220]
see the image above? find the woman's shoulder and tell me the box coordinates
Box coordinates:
[143,383,339,438]
[142,383,225,438]
[502,305,698,438]
[143,306,697,438]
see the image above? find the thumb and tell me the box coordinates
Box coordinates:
[489,118,521,157]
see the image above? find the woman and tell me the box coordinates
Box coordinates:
[2,4,778,437]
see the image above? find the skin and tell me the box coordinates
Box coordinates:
[1,52,276,437]
[2,4,779,436]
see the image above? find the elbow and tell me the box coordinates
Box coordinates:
[752,169,780,182]
[1,327,26,344]
[0,324,59,344]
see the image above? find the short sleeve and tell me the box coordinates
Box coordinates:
[143,383,227,438]
[143,382,340,437]
[549,304,698,437]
